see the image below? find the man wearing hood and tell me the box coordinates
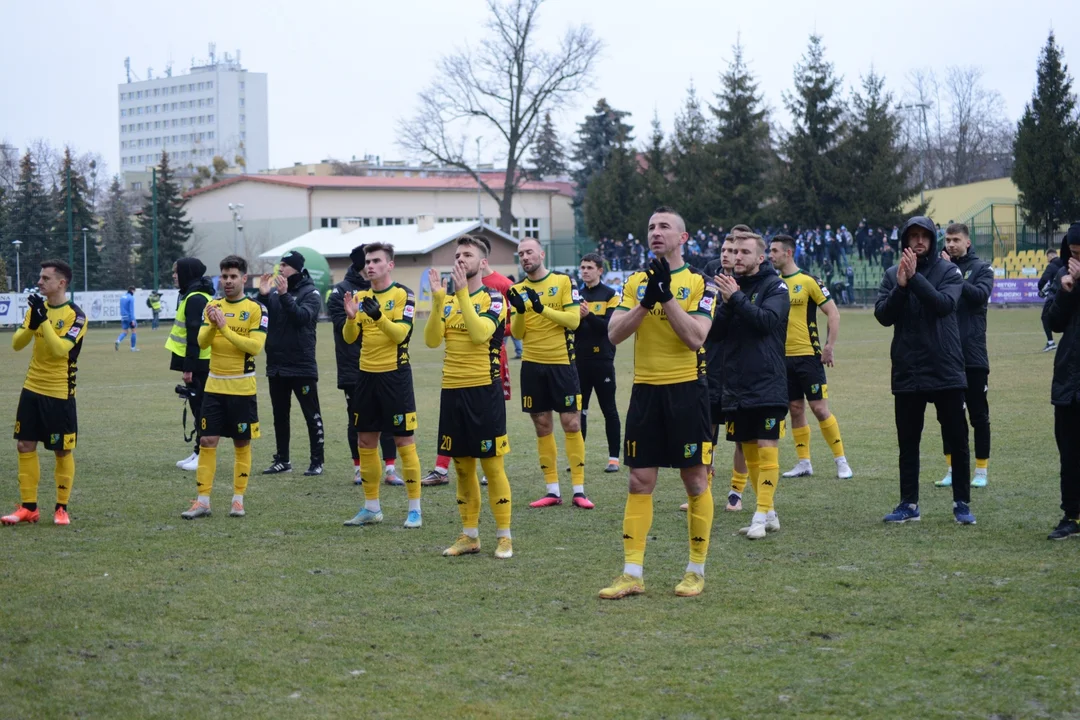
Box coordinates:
[167,258,214,471]
[713,230,790,541]
[1038,248,1063,352]
[1046,223,1080,539]
[875,216,975,526]
[937,223,994,490]
[258,249,325,476]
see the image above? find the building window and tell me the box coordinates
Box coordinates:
[188,83,195,92]
[132,182,142,190]
[240,115,245,123]
[120,109,127,117]
[197,82,204,90]
[137,90,143,99]
[239,98,245,107]
[240,81,245,89]
[320,218,339,228]
[153,88,159,97]
[207,80,213,89]
[170,86,176,95]
[208,114,214,122]
[241,131,246,140]
[207,98,214,107]
[207,131,214,139]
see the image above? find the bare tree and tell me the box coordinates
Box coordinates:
[398,0,601,231]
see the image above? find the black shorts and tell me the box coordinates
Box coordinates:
[786,356,828,402]
[351,368,418,436]
[725,406,788,443]
[623,380,713,469]
[520,361,580,414]
[14,389,77,450]
[437,383,509,458]
[201,392,260,440]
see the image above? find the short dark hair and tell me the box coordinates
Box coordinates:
[1047,249,1058,258]
[457,235,489,258]
[365,242,395,262]
[41,259,72,285]
[580,252,604,268]
[945,222,969,237]
[771,234,796,253]
[127,285,136,293]
[651,206,686,231]
[220,255,247,273]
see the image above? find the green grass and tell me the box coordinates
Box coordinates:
[2,308,1078,719]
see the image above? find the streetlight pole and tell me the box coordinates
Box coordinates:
[81,228,89,293]
[12,239,22,292]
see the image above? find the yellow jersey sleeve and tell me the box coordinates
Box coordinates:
[358,284,415,372]
[517,272,576,365]
[784,271,828,357]
[807,275,831,306]
[439,287,504,389]
[616,273,646,311]
[627,265,710,385]
[23,302,87,399]
[561,275,580,309]
[204,297,264,396]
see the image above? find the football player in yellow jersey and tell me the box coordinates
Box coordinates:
[181,255,268,520]
[507,238,592,509]
[3,260,85,527]
[339,242,423,529]
[768,235,853,480]
[599,207,718,600]
[424,236,514,559]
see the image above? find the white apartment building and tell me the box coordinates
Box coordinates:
[117,51,268,191]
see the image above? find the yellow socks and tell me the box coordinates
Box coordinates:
[565,431,585,489]
[480,456,512,531]
[686,486,713,564]
[793,424,812,461]
[537,433,558,485]
[55,453,74,506]
[976,458,988,470]
[818,415,845,458]
[454,457,481,530]
[945,453,952,468]
[360,447,381,502]
[17,451,39,505]
[399,443,422,500]
[730,470,748,494]
[741,442,760,495]
[196,447,217,496]
[623,493,653,566]
[233,444,251,496]
[756,445,780,513]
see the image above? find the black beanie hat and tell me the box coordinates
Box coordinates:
[349,244,366,269]
[281,249,306,272]
[1067,222,1080,245]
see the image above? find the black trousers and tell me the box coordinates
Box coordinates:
[577,359,621,459]
[1042,301,1054,343]
[187,370,208,455]
[341,387,398,463]
[1054,403,1080,519]
[895,389,970,505]
[268,376,324,465]
[942,368,990,461]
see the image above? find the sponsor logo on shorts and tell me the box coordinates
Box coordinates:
[765,418,777,430]
[810,383,820,394]
[684,443,698,458]
[394,414,404,426]
[481,440,493,452]
[238,423,249,433]
[50,433,60,445]
[564,395,574,407]
[302,385,310,395]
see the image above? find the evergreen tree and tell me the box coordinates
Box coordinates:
[669,82,717,230]
[571,99,634,233]
[778,34,847,225]
[711,38,774,227]
[7,152,54,288]
[137,152,192,289]
[100,176,138,290]
[583,127,642,243]
[529,112,568,178]
[841,69,922,227]
[1013,31,1080,243]
[51,147,101,292]
[638,112,670,218]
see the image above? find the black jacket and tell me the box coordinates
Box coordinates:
[703,257,725,403]
[1039,256,1064,300]
[950,250,994,371]
[170,257,212,374]
[874,216,966,394]
[575,281,617,362]
[1049,266,1080,405]
[259,270,321,378]
[327,264,371,389]
[712,262,790,411]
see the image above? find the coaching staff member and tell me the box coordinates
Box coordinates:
[575,252,622,473]
[875,216,975,526]
[1047,223,1080,540]
[259,250,325,476]
[168,258,214,471]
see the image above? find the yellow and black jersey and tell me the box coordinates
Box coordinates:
[782,270,832,357]
[436,286,507,389]
[203,297,267,396]
[21,302,87,400]
[616,264,717,385]
[347,283,415,373]
[511,271,580,365]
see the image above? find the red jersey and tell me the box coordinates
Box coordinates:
[482,271,514,329]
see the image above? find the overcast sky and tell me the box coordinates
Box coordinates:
[2,0,1077,179]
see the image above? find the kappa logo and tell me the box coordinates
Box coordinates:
[238,423,249,433]
[678,286,690,300]
[496,498,510,504]
[239,472,249,478]
[457,499,466,505]
[623,533,633,540]
[240,311,250,321]
[692,536,705,543]
[762,479,775,486]
[480,440,493,452]
[393,414,404,426]
[765,418,777,431]
[684,443,698,458]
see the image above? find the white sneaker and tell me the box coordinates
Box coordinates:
[745,521,767,539]
[782,459,813,478]
[180,454,201,471]
[176,452,197,469]
[835,457,853,479]
[765,511,781,532]
[480,476,488,486]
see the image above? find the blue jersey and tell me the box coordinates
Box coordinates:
[119,293,135,322]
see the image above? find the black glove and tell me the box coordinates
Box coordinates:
[26,294,47,330]
[524,287,545,313]
[360,296,382,320]
[507,287,527,313]
[649,258,674,303]
[640,269,660,310]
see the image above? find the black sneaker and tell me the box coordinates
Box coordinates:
[303,463,323,476]
[262,458,292,475]
[1048,517,1079,540]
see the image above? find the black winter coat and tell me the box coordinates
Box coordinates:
[1039,256,1064,301]
[712,263,790,411]
[259,270,322,378]
[326,265,371,389]
[950,251,994,371]
[703,257,725,404]
[874,216,966,394]
[1049,268,1080,405]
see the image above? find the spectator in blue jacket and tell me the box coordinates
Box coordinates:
[115,286,139,352]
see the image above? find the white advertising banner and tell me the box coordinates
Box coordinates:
[0,289,181,325]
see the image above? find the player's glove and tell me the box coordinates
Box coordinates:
[26,294,47,330]
[506,287,527,313]
[649,258,674,303]
[524,287,545,313]
[640,268,660,310]
[360,296,382,320]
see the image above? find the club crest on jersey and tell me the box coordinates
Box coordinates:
[794,284,803,293]
[393,414,404,426]
[637,285,647,301]
[480,440,493,452]
[55,319,65,329]
[238,423,249,433]
[677,287,690,300]
[765,418,777,430]
[474,303,481,313]
[385,300,395,310]
[548,286,558,296]
[444,305,453,317]
[240,311,250,321]
[684,443,698,458]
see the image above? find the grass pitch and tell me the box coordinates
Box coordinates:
[1,308,1078,719]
